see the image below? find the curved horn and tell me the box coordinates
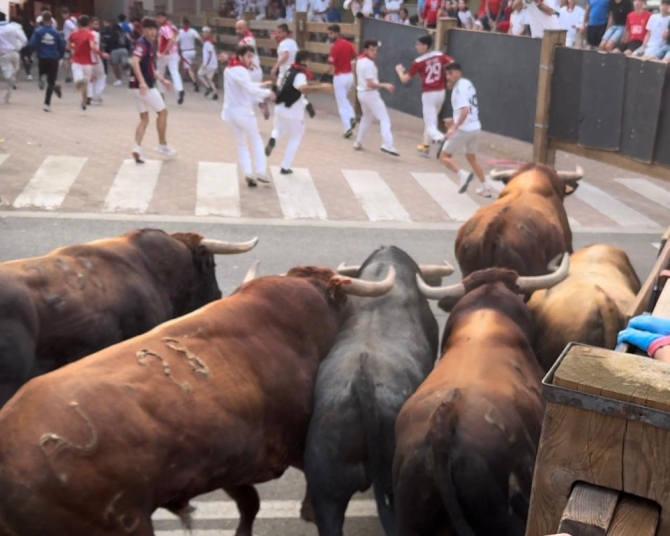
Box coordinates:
[336,262,360,276]
[517,253,570,293]
[200,237,259,254]
[243,260,260,284]
[556,166,584,181]
[418,261,455,279]
[336,267,396,297]
[489,168,516,182]
[416,274,465,301]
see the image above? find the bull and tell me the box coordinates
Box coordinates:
[304,247,453,536]
[0,228,258,406]
[527,244,641,371]
[455,163,583,278]
[0,264,396,536]
[392,254,570,536]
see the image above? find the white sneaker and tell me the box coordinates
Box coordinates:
[353,142,362,151]
[155,145,177,157]
[4,89,10,104]
[43,104,51,112]
[113,80,123,87]
[381,145,400,157]
[458,171,474,194]
[256,175,270,184]
[476,186,493,198]
[132,145,145,164]
[26,74,33,81]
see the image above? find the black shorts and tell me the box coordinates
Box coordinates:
[586,24,607,47]
[624,39,643,52]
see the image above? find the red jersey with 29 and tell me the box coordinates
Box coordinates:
[408,51,453,92]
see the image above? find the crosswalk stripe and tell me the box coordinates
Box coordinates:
[342,170,411,222]
[573,182,659,228]
[411,172,480,222]
[0,154,9,166]
[104,159,162,213]
[13,156,87,210]
[152,500,377,521]
[196,162,240,218]
[271,167,327,220]
[156,531,234,536]
[616,178,670,211]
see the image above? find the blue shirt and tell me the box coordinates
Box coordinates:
[587,0,609,26]
[28,25,65,59]
[129,37,155,88]
[326,7,342,21]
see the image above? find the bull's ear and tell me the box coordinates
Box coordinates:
[437,296,460,313]
[563,180,580,196]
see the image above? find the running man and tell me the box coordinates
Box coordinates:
[271,49,332,174]
[29,11,64,111]
[198,26,218,99]
[221,45,275,188]
[156,12,185,105]
[0,11,27,103]
[395,34,452,157]
[178,18,201,92]
[354,39,399,156]
[440,62,492,198]
[61,7,77,83]
[327,24,357,138]
[87,17,106,105]
[129,17,177,163]
[68,15,104,112]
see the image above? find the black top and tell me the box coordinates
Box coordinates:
[609,0,632,26]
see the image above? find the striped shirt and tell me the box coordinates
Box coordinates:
[158,22,178,55]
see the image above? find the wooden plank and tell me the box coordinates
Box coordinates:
[557,483,619,536]
[653,281,670,318]
[255,38,278,49]
[309,62,331,75]
[217,34,238,45]
[212,17,237,28]
[249,20,282,31]
[305,41,331,54]
[306,22,356,35]
[258,56,275,68]
[606,496,660,536]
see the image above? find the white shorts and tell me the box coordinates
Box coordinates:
[133,87,166,114]
[182,50,196,65]
[442,129,480,155]
[198,65,217,78]
[0,51,19,80]
[72,63,93,84]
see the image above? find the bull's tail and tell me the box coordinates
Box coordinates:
[430,391,477,536]
[593,285,627,350]
[352,353,396,536]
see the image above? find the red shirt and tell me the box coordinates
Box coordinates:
[422,0,441,25]
[68,29,95,65]
[408,51,452,92]
[626,10,651,42]
[328,37,356,75]
[158,22,178,55]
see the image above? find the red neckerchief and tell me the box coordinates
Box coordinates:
[291,62,314,80]
[203,35,213,43]
[183,24,190,31]
[226,54,247,68]
[359,51,375,64]
[243,30,253,39]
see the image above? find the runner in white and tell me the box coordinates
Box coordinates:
[87,17,106,105]
[440,62,491,197]
[177,18,201,92]
[60,7,77,83]
[354,39,399,156]
[222,45,275,188]
[0,11,27,103]
[198,27,219,100]
[156,12,185,105]
[235,20,270,119]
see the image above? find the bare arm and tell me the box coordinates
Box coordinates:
[395,64,411,84]
[453,106,469,129]
[272,51,290,75]
[298,82,333,93]
[366,77,394,91]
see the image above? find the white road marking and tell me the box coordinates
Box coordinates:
[196,162,240,218]
[152,500,377,521]
[616,178,670,211]
[156,531,235,536]
[104,159,162,213]
[0,154,9,166]
[13,156,87,210]
[653,242,661,250]
[574,182,659,228]
[342,170,411,222]
[271,167,327,220]
[411,172,480,222]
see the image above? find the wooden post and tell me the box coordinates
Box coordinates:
[532,29,566,166]
[434,17,457,53]
[294,11,308,49]
[353,16,363,51]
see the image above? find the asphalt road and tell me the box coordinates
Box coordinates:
[0,214,664,536]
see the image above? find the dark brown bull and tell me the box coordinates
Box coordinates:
[0,265,395,536]
[392,255,570,536]
[0,229,258,406]
[455,163,582,278]
[527,244,641,371]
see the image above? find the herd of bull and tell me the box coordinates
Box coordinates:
[0,163,643,536]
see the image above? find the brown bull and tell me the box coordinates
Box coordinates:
[0,228,258,406]
[0,265,395,536]
[392,255,569,536]
[455,163,582,278]
[528,244,641,371]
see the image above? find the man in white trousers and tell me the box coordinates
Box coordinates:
[177,18,201,92]
[156,12,185,105]
[272,49,332,174]
[87,17,106,105]
[222,45,276,188]
[235,20,269,119]
[327,24,357,138]
[0,11,27,103]
[354,39,399,156]
[396,34,452,157]
[199,27,219,99]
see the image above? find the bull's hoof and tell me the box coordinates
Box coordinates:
[300,498,317,524]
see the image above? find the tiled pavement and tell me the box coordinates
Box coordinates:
[2,77,670,231]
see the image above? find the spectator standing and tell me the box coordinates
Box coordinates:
[459,0,476,29]
[422,0,441,27]
[633,0,669,59]
[326,0,343,21]
[109,17,130,86]
[384,0,404,21]
[479,0,504,31]
[284,0,297,20]
[558,0,585,45]
[61,7,78,83]
[526,0,560,37]
[296,0,310,15]
[399,7,412,23]
[619,0,650,55]
[584,0,610,47]
[198,26,218,99]
[177,18,201,92]
[156,12,185,105]
[29,11,64,111]
[311,0,330,22]
[0,11,27,103]
[354,39,399,156]
[327,24,357,138]
[373,0,384,18]
[509,0,528,34]
[344,0,374,17]
[599,0,633,51]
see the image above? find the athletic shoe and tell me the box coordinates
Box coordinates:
[256,175,270,184]
[204,88,212,97]
[87,97,92,105]
[155,145,177,157]
[178,90,185,105]
[246,176,257,187]
[38,75,45,90]
[417,144,430,158]
[26,74,33,81]
[54,85,62,99]
[265,137,275,157]
[280,168,292,175]
[353,142,362,151]
[194,83,199,93]
[3,89,10,104]
[476,185,493,198]
[132,146,145,164]
[113,80,123,87]
[381,146,400,157]
[212,93,218,100]
[43,104,51,112]
[458,172,474,194]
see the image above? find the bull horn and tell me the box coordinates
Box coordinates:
[336,263,360,276]
[489,168,515,182]
[418,262,455,279]
[200,237,259,254]
[517,253,570,293]
[416,274,465,301]
[556,166,584,181]
[336,267,396,297]
[243,260,260,284]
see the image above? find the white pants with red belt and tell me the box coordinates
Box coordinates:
[355,90,394,149]
[333,72,355,132]
[422,89,446,145]
[156,53,183,94]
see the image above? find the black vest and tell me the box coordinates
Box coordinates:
[275,66,305,108]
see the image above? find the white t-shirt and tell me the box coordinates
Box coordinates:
[451,77,481,132]
[90,29,100,63]
[458,9,475,29]
[296,0,310,11]
[63,17,77,40]
[178,28,200,50]
[646,13,670,51]
[525,0,560,38]
[558,5,585,46]
[275,72,308,120]
[311,0,330,15]
[385,0,403,21]
[202,41,217,68]
[36,15,58,30]
[277,37,298,78]
[509,9,526,34]
[356,56,378,92]
[284,4,296,19]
